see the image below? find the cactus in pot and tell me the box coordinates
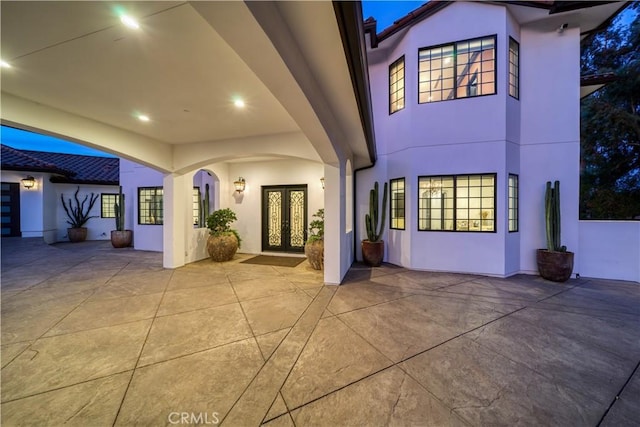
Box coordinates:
[111,186,133,248]
[362,181,388,266]
[537,180,573,282]
[545,180,565,252]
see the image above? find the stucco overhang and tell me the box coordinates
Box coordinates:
[0,1,374,172]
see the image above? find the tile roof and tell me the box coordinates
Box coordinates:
[1,145,119,185]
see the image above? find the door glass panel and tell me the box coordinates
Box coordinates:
[267,191,282,246]
[289,190,305,247]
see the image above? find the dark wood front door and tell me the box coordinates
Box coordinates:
[1,182,21,237]
[262,185,307,253]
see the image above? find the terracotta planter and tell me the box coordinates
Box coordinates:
[207,233,238,262]
[536,249,574,282]
[304,240,324,270]
[111,230,133,248]
[362,240,384,267]
[67,227,87,243]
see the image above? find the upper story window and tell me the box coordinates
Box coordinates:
[389,56,405,114]
[418,174,496,232]
[509,37,519,99]
[101,193,117,218]
[418,35,496,103]
[390,178,405,229]
[139,187,163,225]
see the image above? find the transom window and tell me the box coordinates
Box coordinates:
[509,174,519,232]
[418,174,496,232]
[101,193,117,218]
[138,187,163,225]
[390,178,405,229]
[419,35,496,103]
[389,56,405,114]
[509,37,519,99]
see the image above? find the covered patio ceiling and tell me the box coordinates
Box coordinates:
[1,1,373,172]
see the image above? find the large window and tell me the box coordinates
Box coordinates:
[389,56,405,114]
[419,35,496,103]
[390,178,405,229]
[138,187,163,225]
[101,193,117,218]
[508,174,519,232]
[418,174,495,232]
[509,37,519,99]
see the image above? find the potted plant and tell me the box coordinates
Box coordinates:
[111,186,133,248]
[536,180,574,282]
[206,208,241,262]
[304,208,324,270]
[362,181,387,267]
[61,186,99,243]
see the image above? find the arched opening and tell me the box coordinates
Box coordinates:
[192,170,219,229]
[345,159,353,232]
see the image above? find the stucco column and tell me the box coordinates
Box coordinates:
[323,163,347,285]
[162,172,188,269]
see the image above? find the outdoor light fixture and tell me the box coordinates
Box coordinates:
[21,176,35,189]
[234,177,246,193]
[320,177,325,190]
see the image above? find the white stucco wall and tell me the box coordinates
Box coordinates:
[579,221,640,283]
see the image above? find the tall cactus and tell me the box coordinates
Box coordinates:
[545,181,565,252]
[114,186,125,231]
[365,181,388,242]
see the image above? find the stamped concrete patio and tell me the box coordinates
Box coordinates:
[1,237,639,426]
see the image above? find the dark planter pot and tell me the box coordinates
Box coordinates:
[362,240,384,267]
[537,249,574,282]
[304,240,324,270]
[207,233,238,262]
[67,227,87,243]
[111,230,133,248]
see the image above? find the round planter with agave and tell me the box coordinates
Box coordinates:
[206,208,241,262]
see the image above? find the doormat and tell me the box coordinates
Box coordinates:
[241,255,306,267]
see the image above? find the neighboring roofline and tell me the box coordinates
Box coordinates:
[365,1,628,47]
[334,0,377,165]
[580,72,617,87]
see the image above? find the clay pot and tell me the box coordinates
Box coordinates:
[536,249,574,282]
[67,227,87,243]
[207,233,239,262]
[111,230,133,248]
[361,240,384,267]
[304,240,324,270]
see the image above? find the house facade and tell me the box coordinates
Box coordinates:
[1,1,638,283]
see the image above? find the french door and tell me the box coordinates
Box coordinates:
[1,183,21,237]
[261,185,307,253]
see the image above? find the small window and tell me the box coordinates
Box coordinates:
[389,56,405,114]
[418,174,496,232]
[419,35,496,104]
[193,187,201,227]
[509,38,519,99]
[101,194,118,218]
[138,187,163,225]
[390,178,405,230]
[509,174,519,232]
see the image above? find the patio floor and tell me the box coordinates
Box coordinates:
[1,238,639,426]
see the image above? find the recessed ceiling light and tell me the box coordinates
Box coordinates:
[1,60,12,68]
[138,114,150,122]
[120,15,140,29]
[234,98,245,108]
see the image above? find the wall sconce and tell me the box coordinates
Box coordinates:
[320,177,325,190]
[21,176,36,189]
[234,177,246,193]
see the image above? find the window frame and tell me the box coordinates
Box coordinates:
[508,37,519,99]
[193,186,201,227]
[508,174,519,232]
[418,34,497,104]
[101,193,118,218]
[417,173,497,233]
[138,187,164,225]
[389,55,406,114]
[389,177,406,230]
